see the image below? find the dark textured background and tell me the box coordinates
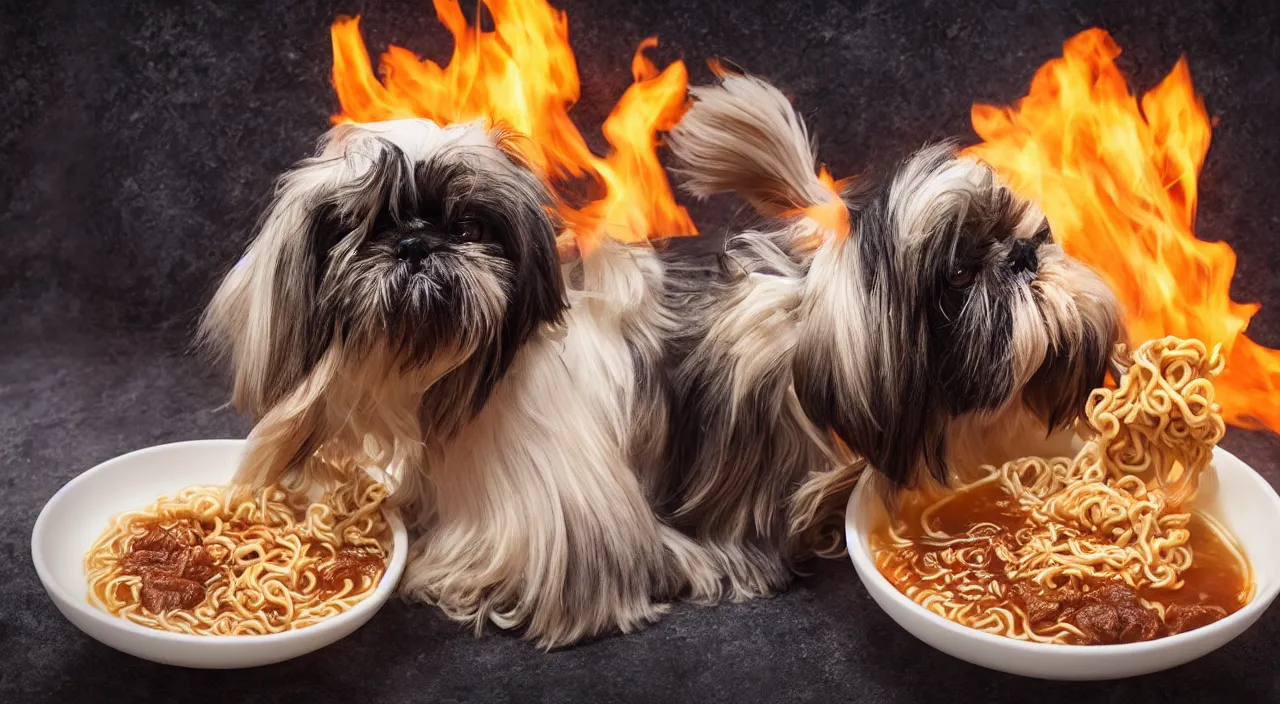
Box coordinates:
[4,0,1280,701]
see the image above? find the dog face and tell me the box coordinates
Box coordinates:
[200,119,568,489]
[203,119,566,423]
[792,144,1120,488]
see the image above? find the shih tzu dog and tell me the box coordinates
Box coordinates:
[200,118,722,647]
[657,73,1122,598]
[201,74,1121,647]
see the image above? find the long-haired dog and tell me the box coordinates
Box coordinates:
[657,73,1123,598]
[201,118,724,647]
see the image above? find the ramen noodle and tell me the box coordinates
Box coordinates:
[84,466,391,635]
[872,337,1253,644]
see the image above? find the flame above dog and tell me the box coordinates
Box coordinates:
[201,3,714,647]
[968,28,1280,433]
[330,0,696,250]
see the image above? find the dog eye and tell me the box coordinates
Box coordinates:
[947,263,977,289]
[452,217,486,243]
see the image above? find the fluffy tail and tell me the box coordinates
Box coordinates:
[667,73,833,217]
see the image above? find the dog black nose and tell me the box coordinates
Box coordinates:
[1008,240,1039,275]
[395,237,434,264]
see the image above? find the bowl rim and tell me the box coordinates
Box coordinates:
[31,438,409,646]
[844,445,1280,655]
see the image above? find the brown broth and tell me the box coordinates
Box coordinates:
[1140,513,1252,613]
[873,480,1251,645]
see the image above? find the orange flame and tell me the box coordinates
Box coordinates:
[966,28,1279,432]
[801,166,852,239]
[329,0,695,249]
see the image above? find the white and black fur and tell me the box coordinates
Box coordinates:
[657,73,1122,598]
[202,78,1121,645]
[201,119,729,647]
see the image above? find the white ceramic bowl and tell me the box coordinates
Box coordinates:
[846,446,1280,680]
[31,439,408,669]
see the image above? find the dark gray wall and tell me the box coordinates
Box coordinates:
[4,0,1279,339]
[5,2,1280,702]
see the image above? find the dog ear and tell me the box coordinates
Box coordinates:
[200,164,339,417]
[790,244,950,490]
[791,331,948,490]
[201,137,410,417]
[459,128,568,413]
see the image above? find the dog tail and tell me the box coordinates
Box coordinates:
[667,72,836,219]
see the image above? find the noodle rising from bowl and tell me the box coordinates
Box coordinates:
[84,466,391,635]
[872,337,1254,645]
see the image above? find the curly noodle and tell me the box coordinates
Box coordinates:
[84,461,391,636]
[872,337,1251,644]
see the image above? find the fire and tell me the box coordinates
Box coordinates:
[966,28,1280,433]
[329,0,695,248]
[803,166,852,239]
